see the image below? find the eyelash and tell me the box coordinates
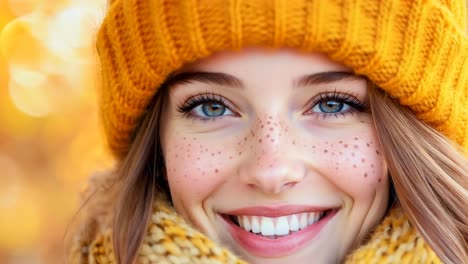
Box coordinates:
[176,91,369,121]
[306,91,369,119]
[177,93,232,121]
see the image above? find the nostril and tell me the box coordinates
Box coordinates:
[281,182,297,190]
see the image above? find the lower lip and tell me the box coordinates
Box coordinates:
[222,210,338,257]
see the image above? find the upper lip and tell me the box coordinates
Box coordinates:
[223,205,339,217]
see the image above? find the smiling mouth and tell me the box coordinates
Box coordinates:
[223,209,334,239]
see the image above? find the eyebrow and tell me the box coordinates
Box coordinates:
[292,71,364,89]
[163,71,362,90]
[164,71,245,90]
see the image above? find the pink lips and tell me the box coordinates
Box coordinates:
[221,205,339,258]
[226,205,332,217]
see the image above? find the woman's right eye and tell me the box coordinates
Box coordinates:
[192,101,234,118]
[177,93,236,120]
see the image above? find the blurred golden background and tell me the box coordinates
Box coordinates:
[0,0,115,263]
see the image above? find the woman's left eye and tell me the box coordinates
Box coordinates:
[193,102,233,117]
[312,100,351,113]
[306,92,368,117]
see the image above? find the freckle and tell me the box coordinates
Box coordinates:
[324,149,328,153]
[325,141,328,144]
[215,169,219,173]
[339,140,343,144]
[267,121,271,125]
[269,127,274,131]
[244,137,247,141]
[205,148,208,151]
[378,178,382,182]
[183,174,187,178]
[351,152,355,157]
[202,172,206,176]
[339,152,342,155]
[259,139,262,143]
[376,150,380,155]
[175,154,178,158]
[183,137,186,140]
[292,140,296,145]
[366,143,370,147]
[371,164,374,168]
[361,158,366,163]
[238,152,242,155]
[274,122,278,126]
[269,116,273,119]
[353,164,357,168]
[270,139,274,143]
[354,145,359,149]
[218,151,221,154]
[211,153,215,156]
[266,134,270,138]
[364,173,368,178]
[229,156,232,159]
[197,157,200,160]
[312,145,316,149]
[261,125,264,128]
[344,144,348,148]
[354,137,358,140]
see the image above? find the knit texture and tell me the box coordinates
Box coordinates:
[70,200,441,263]
[96,0,467,158]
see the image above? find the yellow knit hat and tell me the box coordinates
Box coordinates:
[96,0,467,158]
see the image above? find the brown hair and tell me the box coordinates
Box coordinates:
[110,86,467,264]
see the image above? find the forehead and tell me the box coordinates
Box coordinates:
[183,48,351,79]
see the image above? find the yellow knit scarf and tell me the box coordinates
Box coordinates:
[70,197,441,264]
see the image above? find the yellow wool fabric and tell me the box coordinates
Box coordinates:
[71,197,441,264]
[96,0,468,158]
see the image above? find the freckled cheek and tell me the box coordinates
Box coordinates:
[164,139,232,201]
[322,142,387,197]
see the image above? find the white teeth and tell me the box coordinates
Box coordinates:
[237,216,243,228]
[308,212,319,225]
[275,216,289,235]
[251,217,261,233]
[242,216,251,232]
[235,211,328,235]
[289,214,299,231]
[299,213,308,229]
[260,217,275,236]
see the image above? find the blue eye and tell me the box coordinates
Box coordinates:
[177,93,235,120]
[312,100,351,113]
[307,92,368,117]
[193,102,233,117]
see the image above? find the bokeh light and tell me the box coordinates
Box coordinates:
[0,0,111,263]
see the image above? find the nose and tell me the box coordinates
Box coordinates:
[238,118,305,194]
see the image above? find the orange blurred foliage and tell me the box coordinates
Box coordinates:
[0,0,113,263]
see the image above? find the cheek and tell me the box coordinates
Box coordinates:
[314,135,388,198]
[164,136,233,202]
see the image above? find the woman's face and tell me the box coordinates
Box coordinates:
[160,48,389,264]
